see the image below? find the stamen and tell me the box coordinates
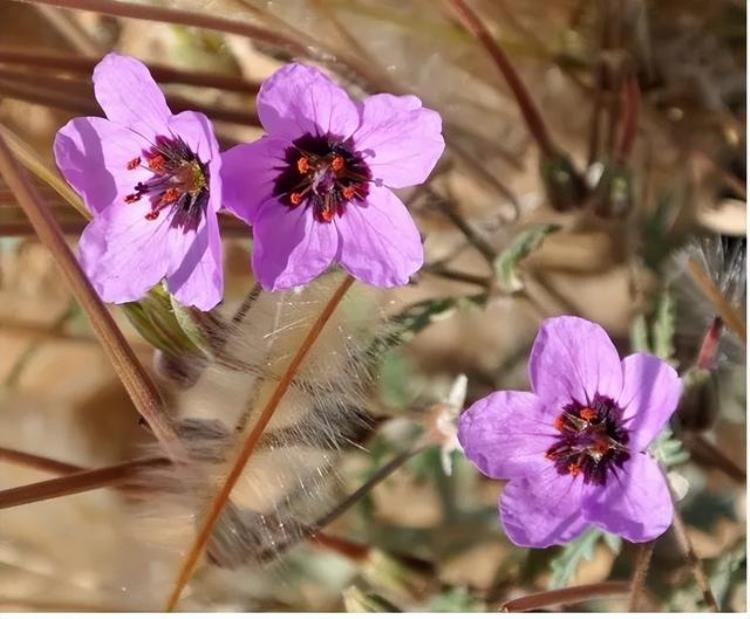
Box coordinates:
[127,157,141,170]
[297,157,310,174]
[125,193,141,204]
[580,407,597,421]
[145,210,160,221]
[159,187,181,205]
[148,154,166,172]
[342,186,357,201]
[568,462,582,476]
[331,155,345,173]
[553,415,566,431]
[290,192,304,206]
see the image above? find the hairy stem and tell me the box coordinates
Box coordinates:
[628,541,656,611]
[686,258,746,341]
[671,505,719,611]
[500,581,630,612]
[0,130,185,460]
[164,275,355,611]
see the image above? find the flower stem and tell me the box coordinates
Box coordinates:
[628,540,655,611]
[0,130,186,461]
[0,446,83,476]
[0,48,260,94]
[163,274,356,612]
[671,505,720,611]
[445,0,556,158]
[0,457,169,510]
[500,581,630,612]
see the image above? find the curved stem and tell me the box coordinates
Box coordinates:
[500,581,630,612]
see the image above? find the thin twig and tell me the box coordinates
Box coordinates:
[500,581,630,612]
[445,0,556,157]
[0,130,185,460]
[0,48,260,94]
[616,75,640,164]
[0,457,169,509]
[0,446,83,476]
[628,541,656,611]
[686,258,746,341]
[164,275,356,611]
[671,506,719,611]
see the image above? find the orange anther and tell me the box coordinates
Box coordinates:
[297,157,310,174]
[342,186,356,201]
[568,462,582,476]
[580,407,597,421]
[125,193,140,204]
[145,211,159,220]
[148,154,166,172]
[320,205,335,222]
[331,155,345,172]
[290,192,304,206]
[553,415,566,431]
[127,156,141,170]
[160,187,180,204]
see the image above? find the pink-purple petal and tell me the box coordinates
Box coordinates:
[618,353,682,451]
[582,452,673,543]
[458,390,556,480]
[53,116,151,216]
[166,213,223,311]
[251,199,339,291]
[500,466,588,548]
[529,316,623,410]
[167,111,220,170]
[352,93,445,189]
[78,200,172,303]
[93,53,171,136]
[221,137,289,225]
[335,185,423,287]
[257,63,359,141]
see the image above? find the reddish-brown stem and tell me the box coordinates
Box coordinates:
[671,506,719,611]
[0,48,260,94]
[686,258,746,341]
[628,541,656,611]
[616,75,640,163]
[308,531,371,562]
[164,275,356,611]
[0,457,169,509]
[683,433,746,483]
[445,0,556,157]
[0,131,185,461]
[696,316,724,370]
[500,581,630,612]
[0,446,82,476]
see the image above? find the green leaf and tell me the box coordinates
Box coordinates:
[494,224,560,292]
[649,427,689,468]
[170,294,214,358]
[652,290,676,362]
[549,528,604,588]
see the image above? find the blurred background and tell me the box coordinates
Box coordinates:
[0,0,745,612]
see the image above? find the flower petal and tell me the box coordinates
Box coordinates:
[352,94,445,188]
[500,465,587,548]
[618,353,682,451]
[167,110,220,172]
[529,316,623,410]
[458,390,556,480]
[93,53,171,136]
[257,63,359,141]
[53,116,152,215]
[251,199,338,291]
[221,136,289,225]
[166,212,223,311]
[582,452,673,543]
[335,185,423,287]
[78,201,172,304]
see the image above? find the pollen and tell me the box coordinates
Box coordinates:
[297,156,310,174]
[580,407,597,421]
[147,154,166,172]
[159,187,181,205]
[127,157,141,170]
[342,186,356,200]
[125,192,140,204]
[553,415,566,431]
[568,462,582,476]
[145,211,159,220]
[290,192,304,206]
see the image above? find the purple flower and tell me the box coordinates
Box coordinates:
[458,316,682,547]
[54,53,223,310]
[221,63,445,291]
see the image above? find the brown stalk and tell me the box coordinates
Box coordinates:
[18,0,312,59]
[0,48,260,94]
[164,274,356,611]
[0,446,82,476]
[686,258,746,341]
[500,581,630,612]
[0,457,169,510]
[0,130,185,460]
[0,78,98,115]
[628,540,656,611]
[616,75,640,164]
[671,506,719,611]
[445,0,556,157]
[682,433,746,484]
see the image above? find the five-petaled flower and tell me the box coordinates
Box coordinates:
[221,63,445,291]
[458,316,682,547]
[54,53,223,310]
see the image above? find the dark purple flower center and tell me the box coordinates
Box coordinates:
[273,133,371,223]
[545,394,630,486]
[124,135,209,231]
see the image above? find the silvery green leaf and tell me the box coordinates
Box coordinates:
[494,224,560,292]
